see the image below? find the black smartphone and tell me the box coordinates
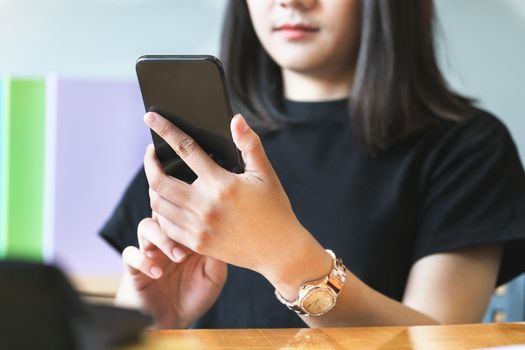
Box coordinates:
[136,55,244,181]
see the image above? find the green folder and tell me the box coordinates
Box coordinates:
[2,77,46,260]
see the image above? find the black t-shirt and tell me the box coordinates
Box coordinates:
[100,99,525,328]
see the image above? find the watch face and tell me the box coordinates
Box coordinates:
[301,288,336,316]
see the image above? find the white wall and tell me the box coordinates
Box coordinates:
[0,0,228,78]
[436,0,525,159]
[1,0,522,156]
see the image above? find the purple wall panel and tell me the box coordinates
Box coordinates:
[52,79,149,275]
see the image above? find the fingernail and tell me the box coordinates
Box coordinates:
[150,265,162,278]
[144,112,156,125]
[236,115,249,134]
[172,246,186,262]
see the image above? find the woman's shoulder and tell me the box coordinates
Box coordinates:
[453,108,511,142]
[415,107,516,156]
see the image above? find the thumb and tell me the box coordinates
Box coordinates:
[230,114,272,177]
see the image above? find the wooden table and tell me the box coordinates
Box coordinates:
[120,322,525,349]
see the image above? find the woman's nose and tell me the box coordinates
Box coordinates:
[277,0,317,11]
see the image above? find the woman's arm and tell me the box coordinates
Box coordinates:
[402,243,502,324]
[268,242,502,327]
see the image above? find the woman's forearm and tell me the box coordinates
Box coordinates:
[262,239,438,328]
[299,270,438,327]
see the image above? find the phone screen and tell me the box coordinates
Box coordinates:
[136,56,243,180]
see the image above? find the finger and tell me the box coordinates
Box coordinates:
[136,218,178,275]
[152,211,194,258]
[144,144,200,213]
[230,114,274,179]
[155,212,200,253]
[137,217,154,250]
[145,245,191,266]
[144,112,225,179]
[138,217,188,263]
[149,188,198,232]
[122,246,163,279]
[137,218,178,266]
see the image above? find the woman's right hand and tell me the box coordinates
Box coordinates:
[116,217,227,329]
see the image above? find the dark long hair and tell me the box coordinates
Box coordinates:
[220,0,475,154]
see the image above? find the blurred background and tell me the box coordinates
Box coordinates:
[0,0,524,318]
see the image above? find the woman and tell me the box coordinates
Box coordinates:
[101,0,525,328]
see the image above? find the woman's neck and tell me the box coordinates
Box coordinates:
[282,67,354,102]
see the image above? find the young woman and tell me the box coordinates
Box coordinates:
[101,0,525,328]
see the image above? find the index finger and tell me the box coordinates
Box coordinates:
[144,112,224,179]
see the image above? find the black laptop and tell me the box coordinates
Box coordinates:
[0,260,152,350]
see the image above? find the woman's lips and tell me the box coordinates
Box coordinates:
[274,24,320,40]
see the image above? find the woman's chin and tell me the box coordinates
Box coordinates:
[270,52,329,73]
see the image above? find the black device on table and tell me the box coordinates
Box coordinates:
[0,261,152,350]
[136,55,244,181]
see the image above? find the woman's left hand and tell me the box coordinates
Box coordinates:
[142,112,327,289]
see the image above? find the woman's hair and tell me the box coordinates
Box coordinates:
[220,0,475,153]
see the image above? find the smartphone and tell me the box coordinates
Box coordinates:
[136,55,244,181]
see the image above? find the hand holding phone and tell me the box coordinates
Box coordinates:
[136,55,244,181]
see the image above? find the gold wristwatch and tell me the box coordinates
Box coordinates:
[274,249,347,316]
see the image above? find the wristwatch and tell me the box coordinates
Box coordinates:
[274,249,347,316]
